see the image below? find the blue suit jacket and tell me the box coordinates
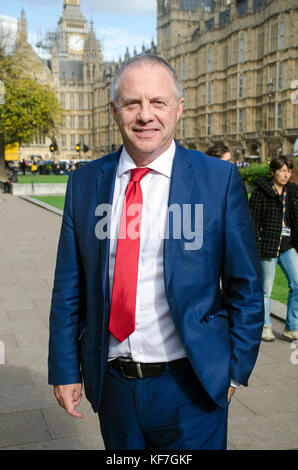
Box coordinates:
[48,142,264,411]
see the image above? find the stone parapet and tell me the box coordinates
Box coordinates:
[11,183,67,196]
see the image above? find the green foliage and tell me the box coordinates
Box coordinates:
[239,162,271,186]
[0,77,62,146]
[0,47,63,178]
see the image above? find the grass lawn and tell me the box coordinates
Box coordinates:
[18,175,69,184]
[33,195,65,211]
[271,264,289,305]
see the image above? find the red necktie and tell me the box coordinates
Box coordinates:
[109,168,151,343]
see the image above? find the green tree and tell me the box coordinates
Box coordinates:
[0,43,62,179]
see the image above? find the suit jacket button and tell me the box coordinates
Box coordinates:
[98,344,102,351]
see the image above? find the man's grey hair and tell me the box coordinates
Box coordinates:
[111,54,184,105]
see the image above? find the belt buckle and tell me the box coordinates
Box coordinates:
[118,359,143,379]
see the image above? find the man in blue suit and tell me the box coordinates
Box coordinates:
[48,55,263,450]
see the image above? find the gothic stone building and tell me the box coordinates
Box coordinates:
[17,0,298,162]
[157,0,298,160]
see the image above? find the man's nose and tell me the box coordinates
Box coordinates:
[136,103,153,123]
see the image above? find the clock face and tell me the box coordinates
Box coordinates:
[69,34,84,52]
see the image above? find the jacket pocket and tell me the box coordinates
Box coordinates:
[205,312,228,322]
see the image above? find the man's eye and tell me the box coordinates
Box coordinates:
[126,102,138,109]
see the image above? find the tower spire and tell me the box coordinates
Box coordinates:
[15,8,28,45]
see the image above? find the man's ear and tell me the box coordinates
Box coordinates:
[176,98,184,122]
[110,101,118,122]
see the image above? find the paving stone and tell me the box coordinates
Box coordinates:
[24,287,52,299]
[0,311,8,323]
[0,334,18,350]
[0,410,51,448]
[0,384,55,413]
[252,360,298,386]
[42,402,101,440]
[235,382,298,416]
[32,298,52,310]
[0,318,47,335]
[6,308,49,322]
[0,365,33,388]
[228,396,256,420]
[2,433,104,450]
[228,411,298,450]
[0,275,19,286]
[13,329,49,349]
[5,349,48,376]
[0,298,36,311]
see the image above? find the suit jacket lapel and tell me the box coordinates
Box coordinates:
[164,143,194,293]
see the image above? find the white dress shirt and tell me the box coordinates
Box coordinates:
[107,140,239,388]
[108,140,186,363]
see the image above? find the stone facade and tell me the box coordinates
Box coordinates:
[157,0,298,161]
[16,0,298,162]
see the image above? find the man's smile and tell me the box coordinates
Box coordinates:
[133,128,159,136]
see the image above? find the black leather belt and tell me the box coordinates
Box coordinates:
[110,357,188,379]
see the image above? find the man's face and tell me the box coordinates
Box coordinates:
[110,63,184,164]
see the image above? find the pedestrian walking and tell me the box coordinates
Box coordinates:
[249,155,298,342]
[20,159,27,175]
[48,54,263,450]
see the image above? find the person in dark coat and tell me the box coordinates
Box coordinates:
[249,155,298,341]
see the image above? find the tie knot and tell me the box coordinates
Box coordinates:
[130,168,151,183]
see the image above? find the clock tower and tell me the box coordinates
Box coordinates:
[57,0,87,58]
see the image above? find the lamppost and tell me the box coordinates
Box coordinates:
[267,78,274,159]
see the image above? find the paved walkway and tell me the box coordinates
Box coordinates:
[0,192,297,450]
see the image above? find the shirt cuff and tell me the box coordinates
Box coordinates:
[230,379,241,388]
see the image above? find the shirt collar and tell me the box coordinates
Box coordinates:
[117,140,176,179]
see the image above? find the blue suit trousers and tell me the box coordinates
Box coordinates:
[98,360,229,450]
